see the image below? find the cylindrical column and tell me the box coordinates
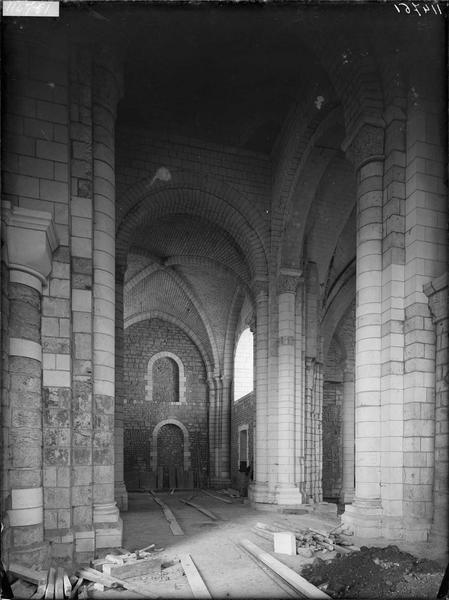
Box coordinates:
[91,45,122,547]
[342,123,385,535]
[8,274,45,565]
[4,205,57,567]
[275,271,302,505]
[341,362,355,504]
[249,281,270,503]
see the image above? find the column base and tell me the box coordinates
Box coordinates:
[342,498,382,537]
[95,519,123,549]
[275,484,304,506]
[340,488,355,505]
[94,502,123,549]
[248,481,273,504]
[115,481,129,512]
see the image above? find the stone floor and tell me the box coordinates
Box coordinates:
[91,492,448,599]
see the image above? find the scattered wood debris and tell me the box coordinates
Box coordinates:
[254,521,360,556]
[7,564,76,600]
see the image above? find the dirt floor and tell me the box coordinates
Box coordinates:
[89,491,448,599]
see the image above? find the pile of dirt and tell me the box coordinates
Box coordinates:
[301,545,444,598]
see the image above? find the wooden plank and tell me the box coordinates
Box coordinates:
[103,557,161,580]
[78,567,158,599]
[149,491,184,535]
[69,577,84,599]
[44,567,56,600]
[239,539,331,600]
[201,489,232,504]
[31,582,47,600]
[54,568,65,600]
[8,562,47,586]
[180,554,212,599]
[138,543,155,553]
[62,573,72,598]
[179,498,219,521]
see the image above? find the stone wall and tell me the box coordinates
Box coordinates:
[231,392,255,489]
[123,318,208,487]
[322,382,343,499]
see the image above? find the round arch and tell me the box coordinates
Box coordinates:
[146,351,186,404]
[151,418,191,472]
[124,311,214,379]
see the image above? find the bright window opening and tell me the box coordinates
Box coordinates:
[234,328,254,401]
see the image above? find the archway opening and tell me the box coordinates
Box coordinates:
[233,328,254,402]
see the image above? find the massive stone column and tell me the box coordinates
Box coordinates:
[341,361,355,504]
[91,45,122,547]
[275,270,303,505]
[342,123,385,535]
[4,205,57,567]
[249,280,270,503]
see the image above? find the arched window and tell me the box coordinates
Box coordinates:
[145,351,186,403]
[233,328,254,401]
[153,356,179,403]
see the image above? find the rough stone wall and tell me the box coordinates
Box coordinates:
[322,383,343,499]
[153,357,179,403]
[123,318,208,485]
[230,392,255,489]
[323,339,344,499]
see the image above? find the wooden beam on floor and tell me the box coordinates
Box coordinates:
[78,567,158,599]
[179,498,220,521]
[54,567,65,600]
[149,490,184,535]
[239,539,331,600]
[201,489,233,504]
[44,567,56,600]
[180,554,212,599]
[103,557,162,580]
[8,563,47,586]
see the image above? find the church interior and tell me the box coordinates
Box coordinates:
[1,0,448,591]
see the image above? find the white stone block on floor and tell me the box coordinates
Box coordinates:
[273,531,296,555]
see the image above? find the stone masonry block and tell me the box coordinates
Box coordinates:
[274,531,296,555]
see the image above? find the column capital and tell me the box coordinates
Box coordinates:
[342,119,385,170]
[277,268,302,294]
[3,204,58,291]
